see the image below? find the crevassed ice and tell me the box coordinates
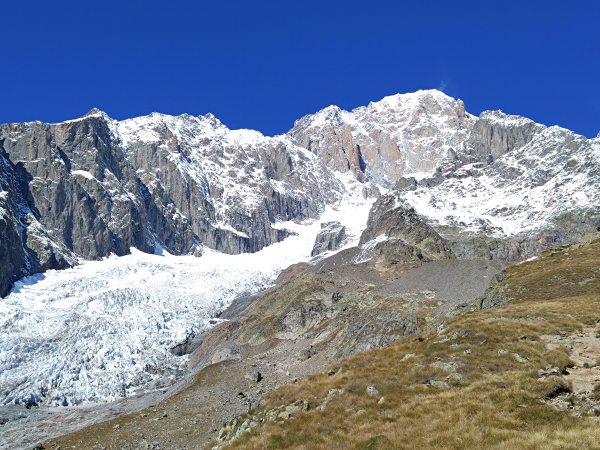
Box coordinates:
[0,189,375,407]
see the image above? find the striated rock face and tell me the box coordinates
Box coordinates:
[0,152,33,296]
[463,111,546,165]
[0,113,191,297]
[0,110,347,296]
[288,90,475,186]
[310,221,346,256]
[0,141,78,297]
[115,112,345,254]
[1,114,157,259]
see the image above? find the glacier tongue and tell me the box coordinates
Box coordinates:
[0,191,375,407]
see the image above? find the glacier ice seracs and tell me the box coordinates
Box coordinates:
[0,187,374,407]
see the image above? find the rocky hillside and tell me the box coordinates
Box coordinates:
[37,224,600,450]
[30,190,511,450]
[208,233,600,450]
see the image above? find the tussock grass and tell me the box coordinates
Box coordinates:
[217,239,600,449]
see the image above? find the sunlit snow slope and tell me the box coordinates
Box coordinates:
[403,115,600,239]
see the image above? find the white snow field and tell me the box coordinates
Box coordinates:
[403,122,600,237]
[0,190,375,407]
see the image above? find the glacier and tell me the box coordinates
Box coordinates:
[0,185,374,407]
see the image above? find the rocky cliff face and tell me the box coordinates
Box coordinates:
[0,152,36,296]
[359,194,454,261]
[0,110,349,296]
[114,112,346,254]
[395,111,600,261]
[289,96,600,263]
[463,111,546,165]
[288,90,475,186]
[310,221,346,256]
[0,139,78,297]
[0,113,193,297]
[1,114,158,258]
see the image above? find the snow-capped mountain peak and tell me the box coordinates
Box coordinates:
[1,89,599,415]
[288,89,475,186]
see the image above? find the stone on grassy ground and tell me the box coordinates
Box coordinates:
[366,386,380,396]
[427,380,450,388]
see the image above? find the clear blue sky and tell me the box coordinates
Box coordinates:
[1,1,599,137]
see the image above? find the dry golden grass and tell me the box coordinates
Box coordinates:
[216,239,600,450]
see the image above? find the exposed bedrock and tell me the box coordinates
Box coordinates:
[2,89,600,295]
[0,109,345,295]
[288,90,474,186]
[359,194,454,260]
[464,111,546,165]
[441,210,600,262]
[311,221,347,256]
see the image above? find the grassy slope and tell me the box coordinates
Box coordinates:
[218,238,600,450]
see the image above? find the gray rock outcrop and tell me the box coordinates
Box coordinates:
[0,145,77,297]
[359,193,454,260]
[0,110,346,296]
[288,90,475,186]
[462,111,546,166]
[391,109,600,262]
[310,221,346,256]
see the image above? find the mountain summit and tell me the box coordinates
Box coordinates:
[1,90,597,298]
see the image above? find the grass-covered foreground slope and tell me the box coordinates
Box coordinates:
[41,234,600,450]
[215,234,600,450]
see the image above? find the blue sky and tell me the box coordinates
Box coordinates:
[1,1,598,137]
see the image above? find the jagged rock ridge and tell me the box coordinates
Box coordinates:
[396,110,600,260]
[1,89,600,429]
[3,90,468,296]
[288,90,474,185]
[1,89,599,292]
[310,221,346,256]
